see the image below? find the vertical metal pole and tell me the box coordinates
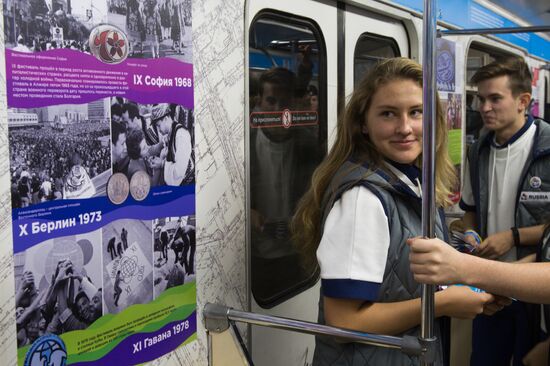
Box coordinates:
[421,0,437,365]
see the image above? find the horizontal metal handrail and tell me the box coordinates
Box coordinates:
[203,303,426,357]
[439,25,550,36]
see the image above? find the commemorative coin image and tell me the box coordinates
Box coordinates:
[107,173,129,205]
[130,170,151,201]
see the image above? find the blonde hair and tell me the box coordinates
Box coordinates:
[292,57,457,270]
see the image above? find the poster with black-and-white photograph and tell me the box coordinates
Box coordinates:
[6,0,196,363]
[13,231,103,346]
[153,215,195,298]
[101,219,153,314]
[9,102,111,208]
[111,97,195,186]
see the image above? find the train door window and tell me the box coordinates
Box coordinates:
[354,34,400,86]
[248,12,327,308]
[466,44,511,87]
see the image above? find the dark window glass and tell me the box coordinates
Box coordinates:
[249,12,327,308]
[354,33,400,86]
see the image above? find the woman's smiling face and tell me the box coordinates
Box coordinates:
[363,79,423,164]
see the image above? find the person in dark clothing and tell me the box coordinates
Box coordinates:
[18,176,31,208]
[169,221,187,264]
[112,120,129,175]
[107,236,117,260]
[181,224,196,275]
[11,182,21,209]
[160,227,169,261]
[121,227,128,250]
[113,271,123,307]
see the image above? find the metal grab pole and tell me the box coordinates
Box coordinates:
[420,0,438,365]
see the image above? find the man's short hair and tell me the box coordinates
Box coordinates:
[471,56,532,96]
[259,67,295,97]
[111,120,126,144]
[123,103,140,120]
[126,128,144,160]
[111,103,123,120]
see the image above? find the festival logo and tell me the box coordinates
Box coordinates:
[530,176,542,189]
[89,24,129,64]
[24,334,67,366]
[437,50,454,82]
[282,109,292,129]
[436,38,456,92]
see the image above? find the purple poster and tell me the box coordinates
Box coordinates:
[4,1,196,365]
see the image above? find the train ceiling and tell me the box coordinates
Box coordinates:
[488,0,550,26]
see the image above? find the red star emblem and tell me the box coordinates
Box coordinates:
[107,32,126,57]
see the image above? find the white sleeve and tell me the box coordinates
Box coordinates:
[164,128,192,186]
[316,186,390,301]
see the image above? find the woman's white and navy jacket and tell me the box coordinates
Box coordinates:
[312,160,449,366]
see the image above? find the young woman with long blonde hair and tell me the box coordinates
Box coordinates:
[292,58,497,365]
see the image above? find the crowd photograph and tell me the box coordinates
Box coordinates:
[14,232,103,346]
[9,104,111,209]
[153,216,196,298]
[111,97,195,187]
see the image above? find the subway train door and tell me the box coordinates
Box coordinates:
[246,1,336,365]
[343,4,410,94]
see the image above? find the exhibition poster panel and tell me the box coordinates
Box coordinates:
[5,1,196,364]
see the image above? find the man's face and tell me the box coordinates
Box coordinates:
[16,307,25,318]
[77,296,91,319]
[112,114,123,123]
[113,133,127,161]
[158,116,172,135]
[89,290,102,316]
[129,116,141,131]
[476,75,530,134]
[259,82,292,112]
[310,95,319,111]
